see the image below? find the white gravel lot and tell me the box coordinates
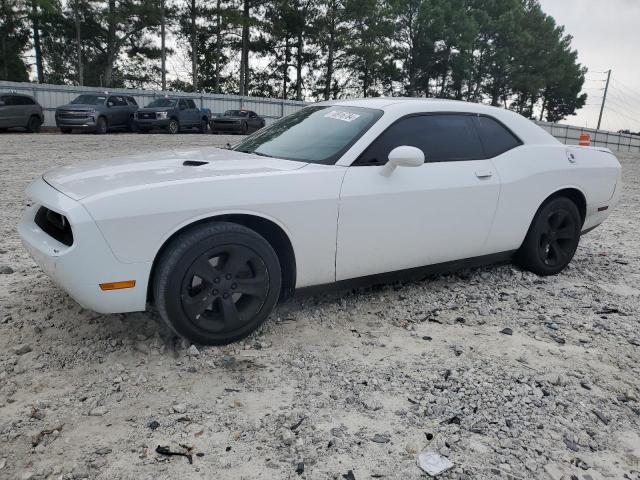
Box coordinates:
[0,132,639,480]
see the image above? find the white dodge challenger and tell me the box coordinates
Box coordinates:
[19,99,622,344]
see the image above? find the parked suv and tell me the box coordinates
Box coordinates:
[0,93,44,133]
[135,97,211,134]
[55,93,139,134]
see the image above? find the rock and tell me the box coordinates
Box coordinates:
[281,429,294,446]
[89,406,107,416]
[563,437,580,452]
[11,344,32,355]
[371,434,390,443]
[187,345,200,356]
[172,404,187,414]
[0,458,5,470]
[147,420,160,430]
[543,463,563,480]
[629,338,640,347]
[295,461,304,475]
[417,451,454,476]
[500,328,513,335]
[0,266,14,274]
[95,447,112,455]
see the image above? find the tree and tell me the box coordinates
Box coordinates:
[0,0,30,81]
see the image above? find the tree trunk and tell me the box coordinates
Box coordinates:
[323,1,336,101]
[103,0,116,87]
[214,0,221,93]
[282,36,289,99]
[160,0,166,90]
[191,0,197,91]
[74,0,83,85]
[1,0,7,81]
[295,31,303,101]
[239,0,250,96]
[31,0,44,83]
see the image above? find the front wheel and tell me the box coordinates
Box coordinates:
[199,119,208,133]
[514,197,581,276]
[95,116,108,134]
[167,119,179,134]
[153,222,281,345]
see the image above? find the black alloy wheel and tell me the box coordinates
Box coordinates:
[154,222,281,345]
[515,196,581,276]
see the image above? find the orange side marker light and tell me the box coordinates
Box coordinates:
[99,280,136,291]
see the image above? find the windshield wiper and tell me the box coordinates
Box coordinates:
[236,149,273,158]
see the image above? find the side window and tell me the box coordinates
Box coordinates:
[126,96,137,106]
[110,96,127,107]
[186,99,196,109]
[22,96,35,105]
[4,96,18,106]
[475,116,522,157]
[178,99,187,109]
[249,111,257,118]
[356,114,485,166]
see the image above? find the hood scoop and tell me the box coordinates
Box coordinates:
[183,160,209,167]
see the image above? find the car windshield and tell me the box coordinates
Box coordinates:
[224,110,248,117]
[233,106,383,164]
[147,98,177,108]
[70,94,106,105]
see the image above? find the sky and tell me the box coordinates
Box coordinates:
[538,0,640,131]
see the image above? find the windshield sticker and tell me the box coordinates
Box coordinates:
[324,110,361,122]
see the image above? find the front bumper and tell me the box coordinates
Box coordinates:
[135,118,171,129]
[55,114,98,130]
[210,121,242,132]
[18,177,150,314]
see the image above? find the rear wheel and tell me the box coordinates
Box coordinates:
[153,222,281,345]
[514,197,581,276]
[95,116,108,134]
[241,121,248,135]
[167,118,179,134]
[26,115,41,133]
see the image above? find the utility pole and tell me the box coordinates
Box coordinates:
[597,69,611,130]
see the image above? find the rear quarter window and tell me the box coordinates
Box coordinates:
[476,116,522,158]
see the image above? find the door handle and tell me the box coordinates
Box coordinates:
[475,170,493,179]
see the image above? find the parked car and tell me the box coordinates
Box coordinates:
[210,109,265,134]
[135,97,211,134]
[0,92,44,133]
[19,99,622,345]
[55,93,138,134]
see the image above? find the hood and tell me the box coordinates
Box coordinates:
[43,148,307,201]
[57,104,101,111]
[139,106,175,113]
[213,115,246,120]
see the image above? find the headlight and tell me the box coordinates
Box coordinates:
[157,111,169,119]
[87,109,96,115]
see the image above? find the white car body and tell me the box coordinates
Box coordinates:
[19,98,622,315]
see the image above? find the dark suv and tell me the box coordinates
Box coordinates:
[55,93,139,134]
[0,93,44,133]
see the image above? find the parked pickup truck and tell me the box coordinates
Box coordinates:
[135,97,211,134]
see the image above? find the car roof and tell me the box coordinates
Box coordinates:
[316,97,558,145]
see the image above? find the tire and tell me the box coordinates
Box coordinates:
[167,118,179,134]
[514,197,581,276]
[60,128,72,134]
[95,116,108,134]
[199,119,208,134]
[26,115,41,133]
[241,122,248,135]
[153,222,282,345]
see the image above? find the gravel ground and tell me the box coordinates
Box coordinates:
[0,132,639,480]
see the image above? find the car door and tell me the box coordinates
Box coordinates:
[109,96,129,126]
[336,113,502,281]
[186,99,200,126]
[177,99,189,125]
[248,111,260,131]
